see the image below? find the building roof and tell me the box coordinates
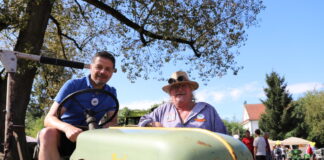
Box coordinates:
[245,104,266,120]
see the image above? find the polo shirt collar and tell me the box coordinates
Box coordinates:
[86,75,107,89]
[185,102,206,124]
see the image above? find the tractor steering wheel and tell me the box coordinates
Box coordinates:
[56,88,119,130]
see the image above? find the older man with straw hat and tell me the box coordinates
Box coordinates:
[138,71,227,134]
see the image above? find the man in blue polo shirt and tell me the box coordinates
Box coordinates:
[38,51,118,160]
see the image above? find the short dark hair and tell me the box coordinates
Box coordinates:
[92,51,116,68]
[255,129,261,135]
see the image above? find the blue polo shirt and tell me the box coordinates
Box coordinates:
[54,75,117,126]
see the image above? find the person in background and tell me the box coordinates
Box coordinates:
[280,145,287,160]
[264,132,272,160]
[242,130,255,159]
[305,144,313,160]
[273,145,282,160]
[38,51,118,160]
[286,146,292,160]
[138,71,227,134]
[253,129,267,160]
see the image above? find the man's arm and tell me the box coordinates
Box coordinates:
[102,110,118,128]
[138,110,163,127]
[44,101,83,142]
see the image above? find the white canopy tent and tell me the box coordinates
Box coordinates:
[281,137,311,145]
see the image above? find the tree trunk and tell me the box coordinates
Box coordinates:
[2,0,54,159]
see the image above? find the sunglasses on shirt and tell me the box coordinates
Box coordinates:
[168,76,186,84]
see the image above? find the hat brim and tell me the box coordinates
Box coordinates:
[162,81,199,93]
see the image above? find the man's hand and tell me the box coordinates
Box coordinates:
[146,122,163,127]
[63,125,83,142]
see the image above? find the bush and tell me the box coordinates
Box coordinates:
[26,115,44,138]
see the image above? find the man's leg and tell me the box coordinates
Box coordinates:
[38,127,61,160]
[58,131,76,157]
[256,155,267,160]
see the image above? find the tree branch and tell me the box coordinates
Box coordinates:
[189,43,200,58]
[139,31,147,46]
[49,15,68,59]
[141,0,157,27]
[49,15,83,52]
[0,21,9,32]
[74,0,90,25]
[138,0,157,46]
[83,0,201,57]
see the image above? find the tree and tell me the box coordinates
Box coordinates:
[259,72,293,140]
[118,103,161,125]
[0,0,265,159]
[223,119,245,137]
[25,114,44,138]
[297,91,324,147]
[1,1,55,159]
[284,101,308,139]
[118,107,131,125]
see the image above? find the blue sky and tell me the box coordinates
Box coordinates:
[102,0,324,121]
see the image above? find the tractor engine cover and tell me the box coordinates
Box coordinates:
[70,127,253,160]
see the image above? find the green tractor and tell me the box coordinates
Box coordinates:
[56,83,252,160]
[1,50,253,160]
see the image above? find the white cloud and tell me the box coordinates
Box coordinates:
[230,89,242,100]
[228,82,262,100]
[195,90,210,102]
[196,81,263,103]
[195,90,225,103]
[287,82,324,94]
[211,92,225,102]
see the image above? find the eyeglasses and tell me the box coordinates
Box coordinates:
[168,76,186,84]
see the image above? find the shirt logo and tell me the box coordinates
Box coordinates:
[91,98,99,106]
[194,114,206,122]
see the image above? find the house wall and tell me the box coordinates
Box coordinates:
[250,120,259,134]
[243,108,249,122]
[242,122,251,132]
[242,120,260,135]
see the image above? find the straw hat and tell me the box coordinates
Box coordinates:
[162,71,199,93]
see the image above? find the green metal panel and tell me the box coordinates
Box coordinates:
[70,127,253,160]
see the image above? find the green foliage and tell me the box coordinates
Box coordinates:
[29,65,73,113]
[259,75,324,147]
[118,102,163,125]
[223,119,245,136]
[3,0,265,82]
[25,112,44,138]
[113,0,265,81]
[259,71,293,140]
[284,101,308,139]
[297,91,324,147]
[1,0,265,124]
